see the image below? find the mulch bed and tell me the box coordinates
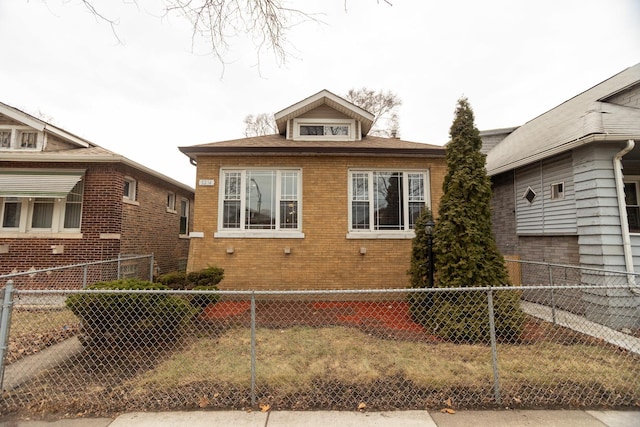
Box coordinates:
[202,300,442,342]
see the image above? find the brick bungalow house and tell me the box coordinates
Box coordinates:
[483,63,640,328]
[179,90,447,290]
[0,101,194,278]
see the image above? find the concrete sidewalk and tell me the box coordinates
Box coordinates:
[1,410,639,427]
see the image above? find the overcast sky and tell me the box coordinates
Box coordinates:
[1,0,639,187]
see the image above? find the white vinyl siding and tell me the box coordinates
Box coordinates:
[515,153,577,235]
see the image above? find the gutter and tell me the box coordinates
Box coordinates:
[613,139,638,291]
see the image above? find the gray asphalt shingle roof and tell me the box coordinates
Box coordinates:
[486,63,640,176]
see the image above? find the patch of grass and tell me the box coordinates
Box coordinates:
[10,308,79,336]
[130,326,640,395]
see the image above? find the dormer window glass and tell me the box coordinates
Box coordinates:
[292,118,357,141]
[0,127,43,150]
[20,131,38,148]
[300,125,349,136]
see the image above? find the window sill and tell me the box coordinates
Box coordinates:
[166,208,177,214]
[0,232,83,239]
[346,231,416,239]
[179,234,190,239]
[214,230,305,239]
[123,198,140,206]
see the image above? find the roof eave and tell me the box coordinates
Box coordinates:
[487,133,640,176]
[179,146,445,158]
[0,152,195,193]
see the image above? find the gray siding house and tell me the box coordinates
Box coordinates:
[484,63,640,329]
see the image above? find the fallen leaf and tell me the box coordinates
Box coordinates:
[199,397,209,408]
[445,398,453,407]
[440,408,456,414]
[260,403,270,412]
[357,402,366,411]
[213,392,220,398]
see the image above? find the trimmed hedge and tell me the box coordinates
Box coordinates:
[66,279,196,348]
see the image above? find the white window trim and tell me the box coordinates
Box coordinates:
[216,168,303,238]
[166,192,176,213]
[347,169,430,238]
[0,126,44,151]
[179,197,189,237]
[292,118,356,141]
[550,182,565,200]
[0,196,82,235]
[624,176,640,234]
[123,176,138,203]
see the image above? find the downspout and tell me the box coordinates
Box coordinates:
[613,139,637,290]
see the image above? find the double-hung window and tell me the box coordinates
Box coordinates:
[218,169,302,237]
[349,170,429,237]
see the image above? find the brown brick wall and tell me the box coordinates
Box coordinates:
[187,155,447,290]
[0,162,193,276]
[119,166,192,275]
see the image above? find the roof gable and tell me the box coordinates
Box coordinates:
[486,63,640,176]
[0,102,91,148]
[274,89,375,136]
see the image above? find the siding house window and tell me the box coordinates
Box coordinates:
[219,169,301,233]
[550,182,564,200]
[123,177,137,201]
[624,180,640,233]
[0,180,84,233]
[349,170,428,233]
[179,198,189,235]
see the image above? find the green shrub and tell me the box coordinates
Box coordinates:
[186,266,224,288]
[407,207,434,323]
[156,271,188,290]
[66,279,196,348]
[190,285,221,310]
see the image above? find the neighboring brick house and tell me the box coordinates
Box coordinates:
[482,63,640,329]
[179,90,447,290]
[0,101,194,277]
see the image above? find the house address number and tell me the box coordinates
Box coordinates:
[199,179,215,186]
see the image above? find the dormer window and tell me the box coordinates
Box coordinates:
[0,127,43,150]
[292,118,356,141]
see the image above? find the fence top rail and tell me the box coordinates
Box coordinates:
[507,258,640,277]
[8,283,640,296]
[0,254,152,280]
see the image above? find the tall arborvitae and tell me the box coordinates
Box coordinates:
[425,97,524,343]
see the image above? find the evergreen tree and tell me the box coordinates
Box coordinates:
[425,97,524,343]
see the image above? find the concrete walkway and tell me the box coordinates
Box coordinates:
[1,337,83,391]
[1,410,639,427]
[521,301,640,355]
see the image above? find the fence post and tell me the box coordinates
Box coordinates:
[487,289,502,405]
[0,280,15,391]
[149,254,155,282]
[83,264,88,289]
[547,265,557,325]
[250,292,257,407]
[117,254,122,280]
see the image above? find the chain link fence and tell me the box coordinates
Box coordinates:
[1,260,638,419]
[0,254,155,292]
